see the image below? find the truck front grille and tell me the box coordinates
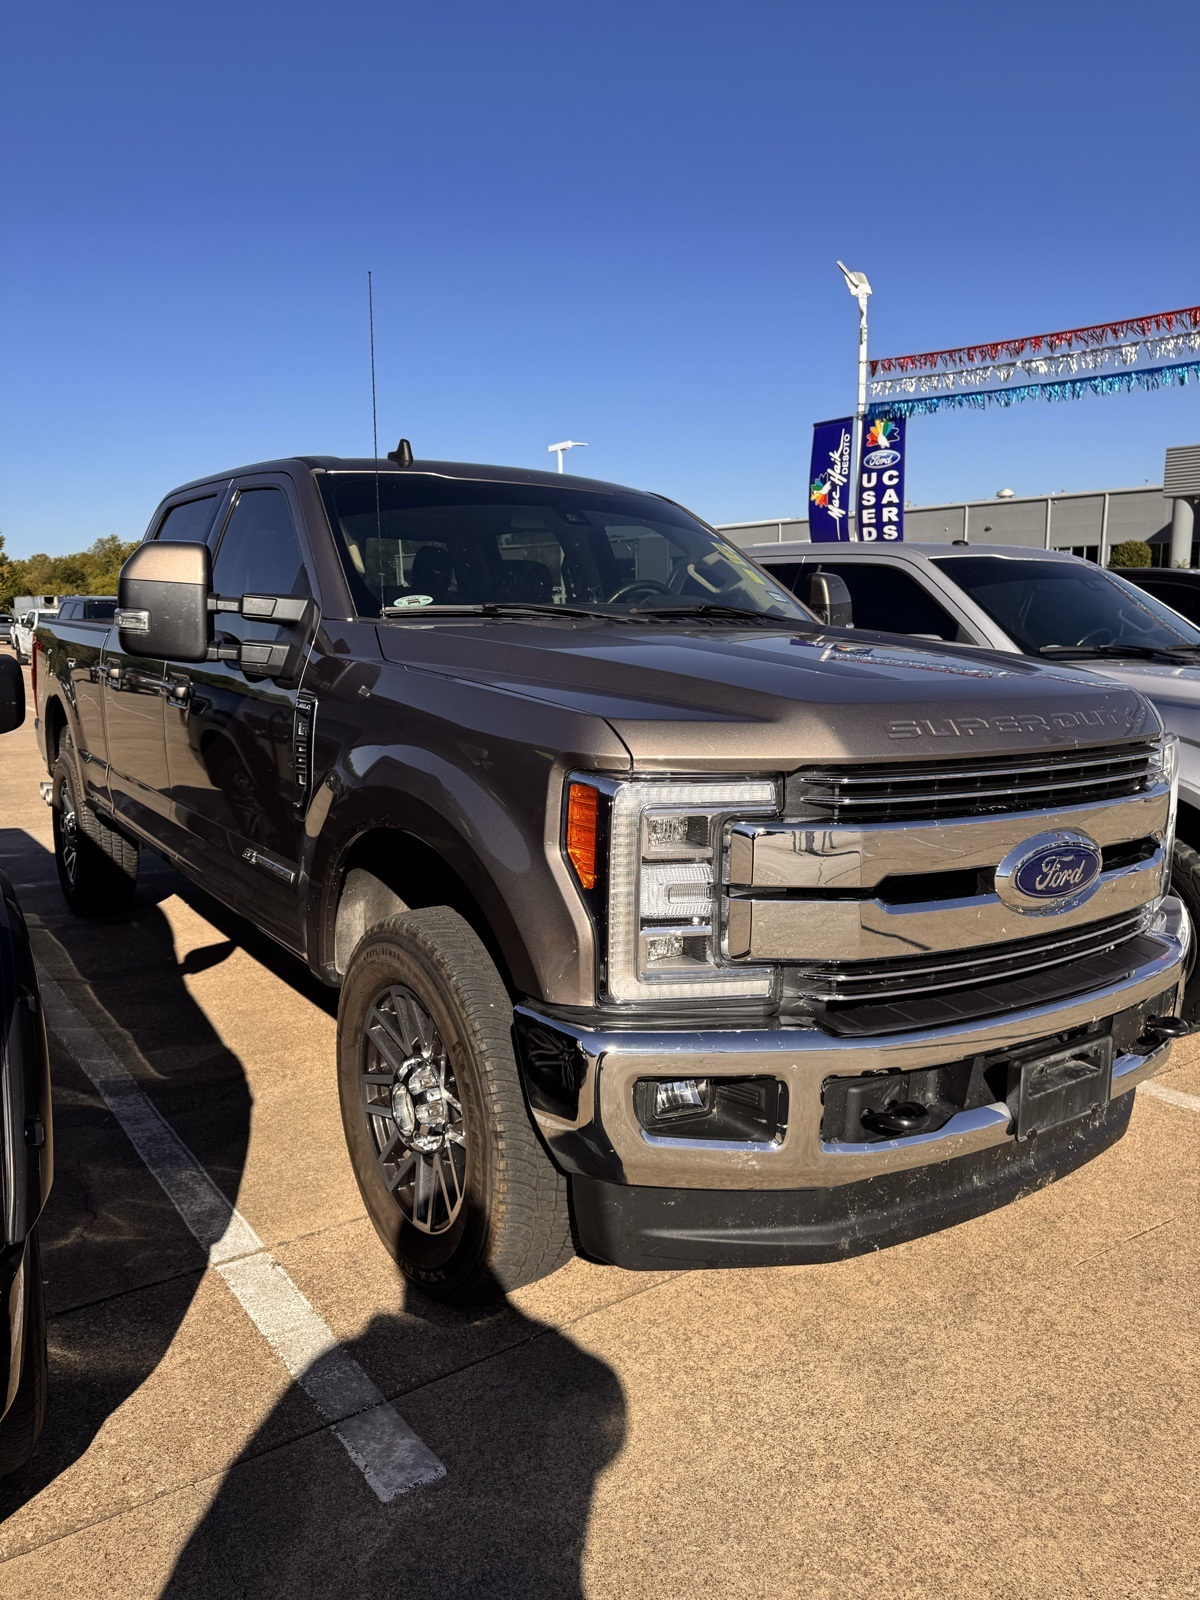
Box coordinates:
[788,741,1157,825]
[786,910,1158,1036]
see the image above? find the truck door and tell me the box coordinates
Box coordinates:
[162,480,315,949]
[102,491,227,838]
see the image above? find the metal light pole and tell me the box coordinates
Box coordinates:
[548,440,587,473]
[836,262,872,540]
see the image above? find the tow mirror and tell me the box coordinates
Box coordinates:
[118,541,213,662]
[0,655,25,734]
[804,571,853,629]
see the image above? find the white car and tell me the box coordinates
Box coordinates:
[11,608,58,664]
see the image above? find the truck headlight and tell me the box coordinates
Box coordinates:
[1153,732,1179,857]
[565,777,777,1002]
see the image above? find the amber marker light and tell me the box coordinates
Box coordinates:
[566,782,601,889]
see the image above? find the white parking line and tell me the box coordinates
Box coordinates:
[1139,1080,1200,1114]
[38,971,446,1501]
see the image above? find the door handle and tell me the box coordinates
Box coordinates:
[104,665,123,686]
[166,677,192,706]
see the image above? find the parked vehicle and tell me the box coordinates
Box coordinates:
[13,606,59,665]
[33,454,1188,1300]
[0,655,52,1474]
[55,596,118,624]
[0,617,13,646]
[1120,567,1200,628]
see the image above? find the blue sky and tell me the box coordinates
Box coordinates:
[2,0,1198,556]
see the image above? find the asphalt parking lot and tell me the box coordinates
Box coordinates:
[1,657,1198,1599]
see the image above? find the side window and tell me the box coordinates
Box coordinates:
[815,563,963,641]
[154,494,220,544]
[212,487,311,642]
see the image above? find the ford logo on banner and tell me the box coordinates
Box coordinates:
[862,448,901,469]
[996,831,1104,913]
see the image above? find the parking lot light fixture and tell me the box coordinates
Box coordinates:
[836,262,873,539]
[549,440,587,473]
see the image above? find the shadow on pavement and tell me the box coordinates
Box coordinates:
[159,1269,627,1600]
[0,830,254,1519]
[0,824,626,1595]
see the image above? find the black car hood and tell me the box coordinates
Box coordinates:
[376,617,1159,769]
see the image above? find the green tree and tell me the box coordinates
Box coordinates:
[1108,540,1153,569]
[0,534,139,612]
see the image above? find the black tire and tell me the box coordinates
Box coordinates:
[53,735,139,915]
[1170,840,1200,1022]
[337,908,573,1303]
[0,1231,47,1477]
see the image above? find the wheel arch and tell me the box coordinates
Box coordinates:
[41,691,69,771]
[316,823,534,999]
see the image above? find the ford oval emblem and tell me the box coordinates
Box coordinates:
[995,831,1103,914]
[862,448,901,469]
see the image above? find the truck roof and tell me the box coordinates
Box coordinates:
[165,456,667,503]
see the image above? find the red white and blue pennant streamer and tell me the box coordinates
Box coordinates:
[870,305,1200,376]
[867,358,1200,420]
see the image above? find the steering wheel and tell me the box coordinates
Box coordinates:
[609,578,674,605]
[1073,626,1117,648]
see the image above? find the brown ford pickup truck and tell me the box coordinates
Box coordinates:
[32,450,1189,1300]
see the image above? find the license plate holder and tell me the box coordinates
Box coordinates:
[1013,1036,1113,1141]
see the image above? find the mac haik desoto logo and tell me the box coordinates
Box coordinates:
[808,418,854,542]
[810,429,852,523]
[862,416,901,469]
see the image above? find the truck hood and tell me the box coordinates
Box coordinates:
[377,618,1160,769]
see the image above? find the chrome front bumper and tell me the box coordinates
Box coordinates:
[522,897,1188,1192]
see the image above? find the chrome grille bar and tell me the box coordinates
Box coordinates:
[791,911,1146,1004]
[790,741,1156,825]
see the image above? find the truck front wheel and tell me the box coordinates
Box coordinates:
[337,908,573,1302]
[53,737,139,915]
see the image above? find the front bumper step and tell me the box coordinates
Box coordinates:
[572,1093,1134,1270]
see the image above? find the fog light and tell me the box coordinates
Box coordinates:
[654,1078,710,1117]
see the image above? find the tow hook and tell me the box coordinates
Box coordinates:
[860,1100,931,1137]
[38,780,52,807]
[1136,1015,1191,1051]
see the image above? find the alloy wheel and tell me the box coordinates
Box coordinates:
[361,984,466,1235]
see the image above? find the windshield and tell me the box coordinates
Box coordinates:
[316,473,810,622]
[930,555,1200,655]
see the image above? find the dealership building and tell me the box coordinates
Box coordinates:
[719,444,1200,568]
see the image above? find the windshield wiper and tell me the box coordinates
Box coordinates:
[380,601,622,620]
[627,602,801,626]
[1038,643,1200,661]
